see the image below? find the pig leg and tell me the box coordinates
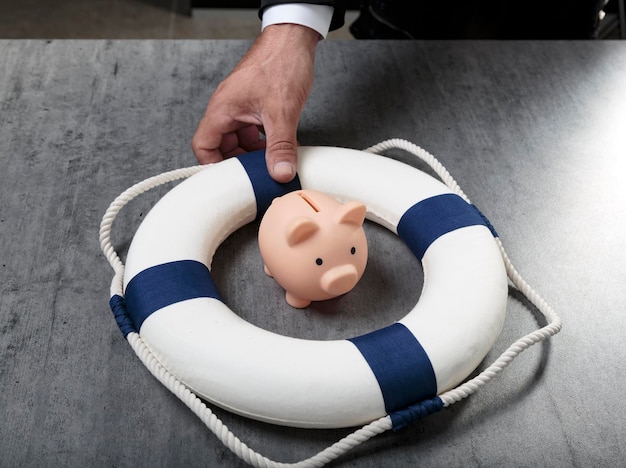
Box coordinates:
[264,264,273,277]
[285,292,311,309]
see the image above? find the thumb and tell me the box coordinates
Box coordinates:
[264,127,299,183]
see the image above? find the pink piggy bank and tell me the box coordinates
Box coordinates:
[258,189,368,308]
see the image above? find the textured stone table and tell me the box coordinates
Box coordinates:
[1,39,625,467]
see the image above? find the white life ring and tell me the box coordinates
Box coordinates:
[113,146,508,429]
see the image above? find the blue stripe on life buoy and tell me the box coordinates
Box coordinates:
[237,151,302,220]
[124,260,221,331]
[348,323,437,415]
[397,193,495,260]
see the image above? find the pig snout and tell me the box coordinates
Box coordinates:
[321,264,359,296]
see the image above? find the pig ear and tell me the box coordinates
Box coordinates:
[336,201,366,226]
[286,217,319,246]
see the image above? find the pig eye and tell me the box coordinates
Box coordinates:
[350,247,356,255]
[316,258,323,266]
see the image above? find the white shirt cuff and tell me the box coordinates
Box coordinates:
[261,4,334,39]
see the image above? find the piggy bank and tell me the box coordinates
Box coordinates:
[258,189,368,308]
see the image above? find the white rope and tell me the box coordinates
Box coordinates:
[99,141,561,467]
[364,138,563,407]
[125,330,392,468]
[99,165,205,296]
[364,138,471,204]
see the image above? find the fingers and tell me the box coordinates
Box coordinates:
[192,118,266,164]
[266,140,298,183]
[193,98,300,183]
[261,119,298,183]
[261,104,303,182]
[191,115,225,165]
[192,24,319,181]
[236,125,267,155]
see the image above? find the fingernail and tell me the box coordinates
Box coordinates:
[273,161,295,180]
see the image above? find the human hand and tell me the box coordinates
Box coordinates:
[192,24,321,183]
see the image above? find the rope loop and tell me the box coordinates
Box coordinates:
[99,141,561,467]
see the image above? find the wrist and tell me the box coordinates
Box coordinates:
[260,23,321,54]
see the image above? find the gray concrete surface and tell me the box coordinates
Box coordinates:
[1,39,625,467]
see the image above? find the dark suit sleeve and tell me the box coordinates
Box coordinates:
[259,1,347,31]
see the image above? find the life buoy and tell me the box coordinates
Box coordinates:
[111,146,508,429]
